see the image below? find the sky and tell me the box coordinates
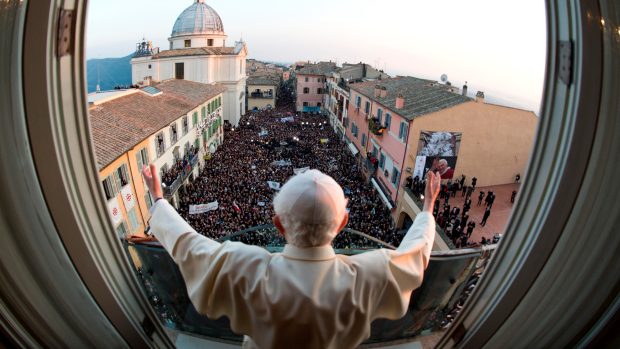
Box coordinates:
[86,0,547,113]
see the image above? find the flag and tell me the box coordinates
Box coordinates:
[267,181,281,190]
[232,201,241,213]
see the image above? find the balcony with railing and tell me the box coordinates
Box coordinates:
[162,149,200,198]
[369,117,386,136]
[249,92,274,99]
[125,226,496,346]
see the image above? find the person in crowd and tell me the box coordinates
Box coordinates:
[477,191,485,206]
[480,206,492,227]
[511,190,517,203]
[142,164,441,349]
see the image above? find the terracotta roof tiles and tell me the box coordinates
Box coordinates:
[89,79,226,169]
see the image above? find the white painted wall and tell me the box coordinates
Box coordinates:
[131,50,247,125]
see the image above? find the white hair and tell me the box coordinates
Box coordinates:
[274,210,338,248]
[439,158,448,165]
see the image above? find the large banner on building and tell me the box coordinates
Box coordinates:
[415,131,462,179]
[121,185,135,211]
[107,199,123,225]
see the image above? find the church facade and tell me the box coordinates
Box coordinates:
[131,0,247,126]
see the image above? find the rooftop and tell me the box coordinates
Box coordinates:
[296,62,338,76]
[350,76,471,121]
[247,74,280,86]
[151,47,236,59]
[89,79,226,169]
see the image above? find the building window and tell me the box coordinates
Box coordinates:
[398,122,408,141]
[170,122,178,144]
[193,112,198,127]
[317,88,322,94]
[117,164,130,187]
[304,77,308,82]
[355,96,361,108]
[144,193,153,210]
[379,152,386,169]
[127,207,139,232]
[184,40,191,47]
[175,62,184,79]
[372,145,378,158]
[155,132,165,157]
[377,108,383,120]
[361,133,367,147]
[303,87,309,94]
[101,175,117,200]
[352,123,358,138]
[182,116,188,135]
[147,64,151,69]
[115,221,128,239]
[385,113,392,130]
[201,106,206,120]
[207,38,214,46]
[303,102,308,107]
[194,138,200,150]
[317,102,322,107]
[365,101,370,114]
[136,147,149,171]
[391,167,400,186]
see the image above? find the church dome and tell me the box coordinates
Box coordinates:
[171,0,225,37]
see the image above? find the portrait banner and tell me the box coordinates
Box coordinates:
[417,131,462,179]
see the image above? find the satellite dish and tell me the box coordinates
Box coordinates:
[440,74,448,83]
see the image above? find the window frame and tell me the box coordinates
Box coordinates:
[6,1,616,348]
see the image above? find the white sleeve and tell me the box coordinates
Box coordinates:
[148,200,269,326]
[373,212,435,319]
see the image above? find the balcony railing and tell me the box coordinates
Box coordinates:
[404,186,456,249]
[250,92,274,99]
[125,227,495,345]
[162,152,199,198]
[369,117,386,136]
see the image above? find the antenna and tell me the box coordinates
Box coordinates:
[440,74,448,83]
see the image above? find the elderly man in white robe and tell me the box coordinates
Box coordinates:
[142,164,440,349]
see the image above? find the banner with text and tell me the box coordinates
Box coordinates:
[189,201,219,215]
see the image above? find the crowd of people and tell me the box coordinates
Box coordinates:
[170,93,401,249]
[161,145,199,187]
[407,174,506,248]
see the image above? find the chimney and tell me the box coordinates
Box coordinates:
[380,86,387,98]
[476,91,485,103]
[374,85,381,97]
[396,93,405,109]
[462,81,468,96]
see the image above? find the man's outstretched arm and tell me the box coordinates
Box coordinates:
[372,171,441,320]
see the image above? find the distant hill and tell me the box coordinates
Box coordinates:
[86,54,133,93]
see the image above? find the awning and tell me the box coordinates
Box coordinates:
[347,142,359,156]
[371,178,394,210]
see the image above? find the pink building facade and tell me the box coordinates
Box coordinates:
[345,85,411,206]
[295,73,326,112]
